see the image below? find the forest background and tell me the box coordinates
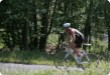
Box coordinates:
[0,0,110,53]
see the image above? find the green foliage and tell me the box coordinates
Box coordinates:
[91,39,108,53]
[47,33,59,46]
[0,39,4,48]
[0,0,110,51]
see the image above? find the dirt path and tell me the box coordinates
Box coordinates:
[0,62,84,72]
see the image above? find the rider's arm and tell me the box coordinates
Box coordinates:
[71,31,76,42]
[64,28,76,43]
[64,32,71,43]
[69,29,76,42]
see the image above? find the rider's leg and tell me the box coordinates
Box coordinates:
[69,42,83,64]
[64,52,69,60]
[70,42,82,57]
[74,48,82,56]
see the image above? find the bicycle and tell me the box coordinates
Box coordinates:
[53,42,100,70]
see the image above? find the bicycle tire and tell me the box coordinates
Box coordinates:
[87,53,100,68]
[78,52,100,69]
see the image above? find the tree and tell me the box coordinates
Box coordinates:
[84,0,93,44]
[0,0,109,52]
[104,0,110,51]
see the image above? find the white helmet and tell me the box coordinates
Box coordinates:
[63,23,71,28]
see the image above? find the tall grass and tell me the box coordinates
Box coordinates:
[0,50,110,75]
[0,50,54,65]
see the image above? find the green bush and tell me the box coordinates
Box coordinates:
[90,39,108,53]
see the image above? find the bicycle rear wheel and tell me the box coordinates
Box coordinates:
[87,53,99,68]
[80,52,99,69]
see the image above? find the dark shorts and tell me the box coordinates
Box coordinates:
[74,34,84,48]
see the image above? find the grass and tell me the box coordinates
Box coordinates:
[33,69,109,75]
[0,50,110,75]
[0,49,109,65]
[0,50,54,65]
[0,34,109,75]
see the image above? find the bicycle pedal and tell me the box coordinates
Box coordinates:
[88,61,91,64]
[63,59,69,62]
[65,60,69,62]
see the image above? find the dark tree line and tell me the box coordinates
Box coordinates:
[0,0,110,52]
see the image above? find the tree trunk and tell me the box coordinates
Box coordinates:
[84,0,93,43]
[33,0,38,48]
[39,0,51,51]
[48,0,58,34]
[108,30,110,51]
[22,19,29,50]
[39,12,48,51]
[11,20,16,49]
[83,0,93,50]
[104,0,110,51]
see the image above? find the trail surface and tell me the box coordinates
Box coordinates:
[0,62,84,72]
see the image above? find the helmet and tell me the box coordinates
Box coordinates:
[63,23,71,28]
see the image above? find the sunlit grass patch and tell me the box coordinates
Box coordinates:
[0,50,55,65]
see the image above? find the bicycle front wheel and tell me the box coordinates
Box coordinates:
[53,51,74,70]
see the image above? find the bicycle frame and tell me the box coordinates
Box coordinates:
[62,47,90,65]
[54,42,99,70]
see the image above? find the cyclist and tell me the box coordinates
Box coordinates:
[63,23,84,57]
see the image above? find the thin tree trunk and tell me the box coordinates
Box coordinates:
[48,0,58,35]
[39,0,51,51]
[39,12,48,51]
[22,19,29,50]
[33,0,38,48]
[104,0,110,51]
[108,30,110,51]
[84,0,93,43]
[11,20,16,49]
[83,0,93,50]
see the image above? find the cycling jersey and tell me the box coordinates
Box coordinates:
[65,28,84,48]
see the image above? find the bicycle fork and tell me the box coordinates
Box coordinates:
[64,49,91,64]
